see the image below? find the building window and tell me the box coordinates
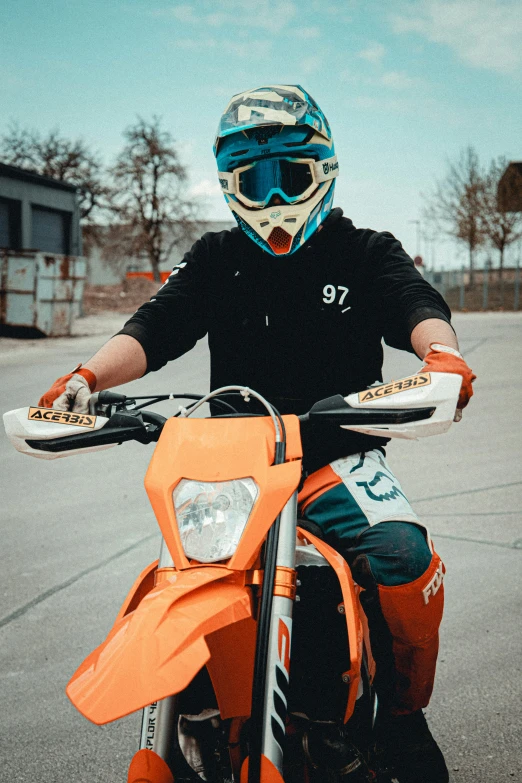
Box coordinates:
[0,197,22,250]
[31,205,71,255]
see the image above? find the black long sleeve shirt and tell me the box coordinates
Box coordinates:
[118,208,451,473]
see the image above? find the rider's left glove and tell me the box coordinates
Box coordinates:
[420,344,476,421]
[38,364,97,413]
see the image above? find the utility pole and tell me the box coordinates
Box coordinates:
[409,219,421,257]
[515,239,521,311]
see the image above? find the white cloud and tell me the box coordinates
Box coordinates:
[300,55,322,75]
[189,178,222,198]
[380,71,420,90]
[176,35,271,58]
[391,0,522,73]
[351,94,410,113]
[295,26,321,39]
[339,68,358,84]
[171,4,198,22]
[177,37,218,49]
[357,42,386,63]
[353,95,378,109]
[205,12,227,26]
[229,40,273,58]
[311,0,354,21]
[164,1,297,34]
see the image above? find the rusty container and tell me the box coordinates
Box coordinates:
[0,251,86,336]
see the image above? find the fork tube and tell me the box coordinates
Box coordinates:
[261,492,297,770]
[158,537,174,568]
[249,491,298,782]
[139,696,178,761]
[139,537,177,763]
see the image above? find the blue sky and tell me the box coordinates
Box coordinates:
[1,0,521,267]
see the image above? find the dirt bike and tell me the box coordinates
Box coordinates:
[3,371,460,783]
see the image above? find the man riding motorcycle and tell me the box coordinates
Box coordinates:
[39,85,475,782]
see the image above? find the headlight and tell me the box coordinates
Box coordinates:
[173,478,259,562]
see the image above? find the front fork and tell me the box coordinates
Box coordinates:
[137,493,299,777]
[259,491,298,774]
[138,539,178,763]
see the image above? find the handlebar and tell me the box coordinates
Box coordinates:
[24,389,436,455]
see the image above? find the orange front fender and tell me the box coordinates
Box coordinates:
[67,567,255,725]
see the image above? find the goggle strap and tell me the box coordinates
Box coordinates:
[218,171,236,193]
[313,155,339,183]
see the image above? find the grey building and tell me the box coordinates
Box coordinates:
[0,162,82,255]
[0,164,85,336]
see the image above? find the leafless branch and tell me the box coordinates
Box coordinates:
[0,122,110,223]
[423,146,486,284]
[108,116,199,282]
[479,156,522,277]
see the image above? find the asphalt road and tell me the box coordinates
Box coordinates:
[1,312,521,782]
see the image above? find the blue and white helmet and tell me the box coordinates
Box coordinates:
[214,85,338,256]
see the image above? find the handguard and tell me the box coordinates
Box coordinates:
[3,406,112,460]
[341,371,462,440]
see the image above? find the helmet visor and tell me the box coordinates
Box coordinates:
[237,158,316,207]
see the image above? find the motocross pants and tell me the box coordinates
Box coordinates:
[298,449,445,716]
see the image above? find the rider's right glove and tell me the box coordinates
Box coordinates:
[38,364,97,413]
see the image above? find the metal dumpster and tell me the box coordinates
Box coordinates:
[0,251,86,336]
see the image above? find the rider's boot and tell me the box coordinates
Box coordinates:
[373,708,449,783]
[353,546,448,781]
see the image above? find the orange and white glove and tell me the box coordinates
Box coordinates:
[420,343,476,421]
[38,364,97,413]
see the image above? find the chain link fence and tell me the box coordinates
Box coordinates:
[424,258,521,311]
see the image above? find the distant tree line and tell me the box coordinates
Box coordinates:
[424,146,522,285]
[0,118,198,282]
[2,124,520,288]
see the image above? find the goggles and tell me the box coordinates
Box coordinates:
[218,155,338,209]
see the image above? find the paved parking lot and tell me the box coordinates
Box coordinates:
[1,311,521,782]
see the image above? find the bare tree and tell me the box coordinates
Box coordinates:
[480,156,522,298]
[109,116,198,283]
[0,123,108,223]
[425,146,486,285]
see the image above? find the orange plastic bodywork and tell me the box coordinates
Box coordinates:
[66,566,256,724]
[116,559,158,621]
[356,589,377,685]
[240,755,285,783]
[68,528,365,729]
[144,415,302,571]
[67,415,302,725]
[127,749,174,783]
[296,528,364,724]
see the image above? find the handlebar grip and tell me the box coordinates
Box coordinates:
[98,391,128,405]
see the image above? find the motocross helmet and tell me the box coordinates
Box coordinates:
[214,85,338,256]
